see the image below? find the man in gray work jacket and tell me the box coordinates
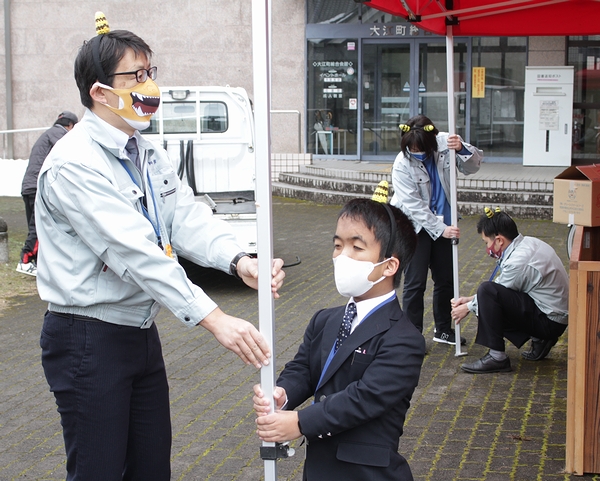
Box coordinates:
[36,26,284,481]
[451,209,568,374]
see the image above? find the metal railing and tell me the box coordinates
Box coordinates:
[0,127,47,159]
[1,113,304,158]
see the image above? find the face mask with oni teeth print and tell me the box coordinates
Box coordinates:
[94,79,161,131]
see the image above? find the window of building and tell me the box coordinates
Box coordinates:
[307,0,362,24]
[568,36,600,162]
[307,0,404,24]
[307,39,359,156]
[470,37,527,161]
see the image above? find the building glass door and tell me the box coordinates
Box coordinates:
[362,44,411,157]
[307,32,525,161]
[418,41,468,136]
[307,39,359,157]
[361,40,468,160]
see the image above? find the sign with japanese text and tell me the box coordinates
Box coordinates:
[369,24,420,36]
[472,67,486,98]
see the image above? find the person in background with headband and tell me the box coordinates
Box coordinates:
[253,195,425,481]
[16,110,78,277]
[452,209,569,374]
[391,115,483,346]
[35,13,284,481]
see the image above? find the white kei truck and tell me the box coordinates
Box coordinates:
[142,86,258,254]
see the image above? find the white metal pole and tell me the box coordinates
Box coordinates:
[251,0,279,479]
[4,0,14,159]
[446,26,467,357]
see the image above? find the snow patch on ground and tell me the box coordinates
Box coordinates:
[0,159,27,197]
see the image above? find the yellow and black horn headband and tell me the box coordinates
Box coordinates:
[372,181,396,258]
[95,11,110,35]
[372,180,389,204]
[484,207,502,218]
[398,123,435,132]
[91,12,111,85]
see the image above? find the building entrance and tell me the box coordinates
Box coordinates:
[361,39,468,161]
[306,29,526,162]
[307,37,467,161]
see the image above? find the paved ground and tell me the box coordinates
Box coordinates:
[0,195,597,481]
[311,158,566,182]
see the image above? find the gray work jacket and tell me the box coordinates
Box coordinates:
[390,132,483,240]
[36,109,243,328]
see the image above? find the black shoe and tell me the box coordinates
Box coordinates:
[433,329,466,346]
[461,353,512,374]
[521,338,558,361]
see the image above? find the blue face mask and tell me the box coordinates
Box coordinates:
[410,151,427,161]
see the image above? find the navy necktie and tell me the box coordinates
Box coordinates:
[125,137,140,171]
[335,302,356,352]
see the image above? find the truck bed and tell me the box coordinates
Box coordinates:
[195,190,256,215]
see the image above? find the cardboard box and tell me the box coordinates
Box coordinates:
[553,165,600,226]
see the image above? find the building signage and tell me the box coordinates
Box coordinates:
[323,86,343,98]
[370,24,420,36]
[313,61,353,68]
[472,67,486,98]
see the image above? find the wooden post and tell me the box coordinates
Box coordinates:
[566,225,600,474]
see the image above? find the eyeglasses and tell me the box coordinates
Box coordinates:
[108,66,158,83]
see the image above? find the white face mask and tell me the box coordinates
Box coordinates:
[333,254,389,298]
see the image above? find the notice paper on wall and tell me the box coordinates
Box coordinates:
[539,100,559,130]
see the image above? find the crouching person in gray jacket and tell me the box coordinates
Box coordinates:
[452,209,568,374]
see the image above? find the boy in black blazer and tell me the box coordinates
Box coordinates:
[254,199,425,480]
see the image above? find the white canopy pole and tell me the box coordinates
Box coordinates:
[446,26,467,357]
[251,0,280,479]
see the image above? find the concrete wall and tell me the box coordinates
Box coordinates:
[528,36,566,66]
[0,0,306,159]
[271,0,306,154]
[0,3,570,160]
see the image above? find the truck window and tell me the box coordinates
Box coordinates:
[164,103,197,134]
[142,102,196,135]
[143,101,229,135]
[200,102,228,133]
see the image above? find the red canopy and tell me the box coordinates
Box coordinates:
[366,0,600,36]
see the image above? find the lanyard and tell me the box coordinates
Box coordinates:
[119,159,164,252]
[314,294,397,397]
[488,252,504,281]
[489,264,500,281]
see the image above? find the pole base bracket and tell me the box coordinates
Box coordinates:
[260,443,295,460]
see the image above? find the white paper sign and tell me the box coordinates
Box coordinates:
[539,100,559,130]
